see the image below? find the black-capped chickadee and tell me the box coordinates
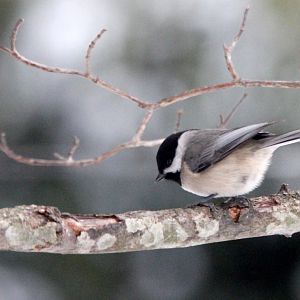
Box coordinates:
[156,122,300,205]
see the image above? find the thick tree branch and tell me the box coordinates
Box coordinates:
[0,190,299,254]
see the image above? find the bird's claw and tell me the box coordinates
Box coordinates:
[221,196,254,214]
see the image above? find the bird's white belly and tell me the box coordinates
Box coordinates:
[181,145,274,198]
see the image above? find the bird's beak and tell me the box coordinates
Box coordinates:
[155,173,165,182]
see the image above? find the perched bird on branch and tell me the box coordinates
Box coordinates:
[156,122,300,207]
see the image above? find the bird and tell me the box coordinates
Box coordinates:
[156,122,300,207]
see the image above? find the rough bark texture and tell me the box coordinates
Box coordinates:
[0,190,299,254]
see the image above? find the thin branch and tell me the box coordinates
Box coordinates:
[67,136,80,160]
[131,109,154,143]
[0,190,299,253]
[85,28,107,74]
[223,6,250,80]
[0,85,299,167]
[0,113,163,167]
[2,11,300,113]
[0,135,163,167]
[10,18,24,51]
[154,80,300,109]
[53,136,80,161]
[0,19,148,108]
[174,109,184,133]
[2,9,300,167]
[0,138,118,167]
[233,6,250,43]
[219,93,247,128]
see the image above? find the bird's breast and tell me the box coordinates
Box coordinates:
[181,143,274,198]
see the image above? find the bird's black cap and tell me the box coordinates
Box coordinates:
[156,131,185,174]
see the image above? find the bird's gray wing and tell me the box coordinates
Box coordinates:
[184,122,273,173]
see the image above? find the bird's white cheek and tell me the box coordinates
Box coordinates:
[164,156,182,173]
[164,131,195,174]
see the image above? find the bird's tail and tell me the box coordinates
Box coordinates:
[262,129,300,149]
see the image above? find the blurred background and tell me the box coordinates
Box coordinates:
[0,0,300,299]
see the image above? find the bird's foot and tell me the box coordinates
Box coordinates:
[277,183,290,195]
[187,201,214,210]
[187,194,221,218]
[187,201,222,218]
[187,195,254,221]
[221,196,254,213]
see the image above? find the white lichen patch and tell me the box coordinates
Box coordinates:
[162,219,189,245]
[193,212,219,238]
[0,219,10,230]
[96,233,117,250]
[140,223,164,247]
[266,210,300,237]
[5,226,27,247]
[5,223,58,248]
[175,225,189,242]
[125,215,160,234]
[125,218,147,233]
[127,215,190,248]
[76,232,96,253]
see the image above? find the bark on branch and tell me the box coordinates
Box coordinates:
[0,190,299,254]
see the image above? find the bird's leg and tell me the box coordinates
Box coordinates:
[187,194,218,208]
[187,195,254,221]
[187,194,220,216]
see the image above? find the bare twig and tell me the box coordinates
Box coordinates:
[1,8,300,167]
[0,191,299,253]
[0,112,163,167]
[154,80,300,109]
[53,136,80,161]
[67,136,80,160]
[85,28,107,74]
[0,133,7,148]
[219,93,248,128]
[131,109,154,143]
[174,109,184,133]
[0,138,159,167]
[0,19,148,108]
[10,18,24,51]
[53,153,65,160]
[223,6,250,80]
